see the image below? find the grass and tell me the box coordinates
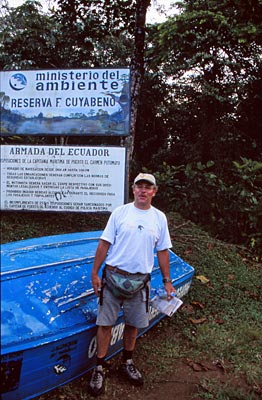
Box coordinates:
[196,378,259,400]
[1,210,261,399]
[168,212,262,398]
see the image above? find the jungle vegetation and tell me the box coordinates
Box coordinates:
[0,0,261,256]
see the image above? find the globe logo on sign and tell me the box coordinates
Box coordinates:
[9,73,27,90]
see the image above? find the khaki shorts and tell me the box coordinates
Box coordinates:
[96,284,150,329]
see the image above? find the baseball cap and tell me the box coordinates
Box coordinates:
[134,173,156,186]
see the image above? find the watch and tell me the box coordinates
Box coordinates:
[162,278,172,284]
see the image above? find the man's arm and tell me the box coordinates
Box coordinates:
[91,239,111,295]
[157,249,176,299]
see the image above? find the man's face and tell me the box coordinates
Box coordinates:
[133,181,157,209]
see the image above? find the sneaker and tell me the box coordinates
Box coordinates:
[88,365,105,397]
[119,359,144,386]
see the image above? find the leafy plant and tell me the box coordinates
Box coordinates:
[148,158,261,257]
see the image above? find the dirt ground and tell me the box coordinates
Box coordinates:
[37,320,261,400]
[102,360,238,399]
[45,356,259,400]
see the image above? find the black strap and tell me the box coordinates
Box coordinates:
[99,267,107,306]
[146,283,150,313]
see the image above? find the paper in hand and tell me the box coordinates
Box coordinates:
[151,295,183,316]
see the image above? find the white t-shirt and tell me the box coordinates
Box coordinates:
[101,202,172,274]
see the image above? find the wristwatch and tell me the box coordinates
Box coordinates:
[162,278,172,284]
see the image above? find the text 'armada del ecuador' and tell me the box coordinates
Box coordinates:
[8,147,111,157]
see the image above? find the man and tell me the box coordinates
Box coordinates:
[88,173,175,396]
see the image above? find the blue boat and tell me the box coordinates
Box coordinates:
[1,231,194,400]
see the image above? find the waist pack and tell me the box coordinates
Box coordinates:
[103,267,150,299]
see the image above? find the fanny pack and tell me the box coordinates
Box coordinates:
[102,266,150,299]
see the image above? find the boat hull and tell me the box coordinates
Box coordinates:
[1,231,194,400]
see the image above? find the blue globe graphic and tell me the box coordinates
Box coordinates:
[9,73,27,90]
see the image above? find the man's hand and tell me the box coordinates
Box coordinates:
[91,239,110,296]
[92,273,102,296]
[164,281,176,300]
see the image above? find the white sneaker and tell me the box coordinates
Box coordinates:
[88,365,105,396]
[119,359,144,386]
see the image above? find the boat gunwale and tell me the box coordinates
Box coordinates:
[0,255,95,279]
[1,236,101,257]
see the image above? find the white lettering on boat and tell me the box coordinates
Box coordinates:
[53,364,67,374]
[88,336,97,359]
[110,322,125,346]
[176,281,192,298]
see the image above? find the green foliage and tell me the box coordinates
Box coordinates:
[143,0,262,174]
[228,158,262,248]
[148,158,262,257]
[53,0,137,67]
[0,0,136,69]
[1,0,261,256]
[0,1,57,69]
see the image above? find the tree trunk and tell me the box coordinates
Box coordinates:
[129,0,151,162]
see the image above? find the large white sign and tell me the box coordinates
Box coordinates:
[0,68,130,136]
[1,145,126,212]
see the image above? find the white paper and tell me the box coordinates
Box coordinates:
[151,295,183,316]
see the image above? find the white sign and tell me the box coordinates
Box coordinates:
[0,68,130,136]
[1,145,126,212]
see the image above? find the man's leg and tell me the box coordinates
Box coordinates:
[120,324,143,386]
[88,326,112,397]
[96,325,112,358]
[123,324,138,351]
